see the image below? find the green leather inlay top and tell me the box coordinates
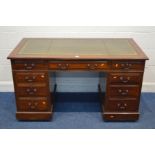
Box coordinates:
[18,39,137,56]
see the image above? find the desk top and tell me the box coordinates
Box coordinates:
[8,38,148,60]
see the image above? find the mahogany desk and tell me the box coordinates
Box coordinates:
[7,38,148,121]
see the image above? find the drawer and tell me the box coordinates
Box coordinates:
[109,72,142,85]
[49,62,109,70]
[17,97,50,112]
[104,99,139,112]
[12,60,47,70]
[16,86,48,97]
[14,72,48,83]
[103,113,139,121]
[108,85,140,98]
[111,61,144,70]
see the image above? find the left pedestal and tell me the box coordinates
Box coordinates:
[11,60,53,121]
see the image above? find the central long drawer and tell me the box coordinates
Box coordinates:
[48,61,109,70]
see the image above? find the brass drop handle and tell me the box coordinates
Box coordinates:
[87,64,98,69]
[24,63,35,70]
[26,88,37,95]
[117,103,127,110]
[34,102,39,106]
[28,102,38,110]
[25,76,36,82]
[118,89,129,95]
[58,64,69,70]
[110,115,115,118]
[120,63,132,69]
[119,76,130,83]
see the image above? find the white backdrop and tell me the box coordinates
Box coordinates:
[0,26,154,92]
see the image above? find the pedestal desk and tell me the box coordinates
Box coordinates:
[7,38,148,121]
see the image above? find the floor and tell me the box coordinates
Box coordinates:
[0,92,155,129]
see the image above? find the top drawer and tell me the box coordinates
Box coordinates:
[12,60,48,70]
[111,61,145,70]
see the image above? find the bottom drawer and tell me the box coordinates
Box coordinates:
[17,98,51,112]
[103,113,139,121]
